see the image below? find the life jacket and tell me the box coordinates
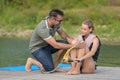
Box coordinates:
[78,33,96,48]
[77,33,101,62]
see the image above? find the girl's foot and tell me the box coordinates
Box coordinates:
[66,68,74,75]
[71,71,80,75]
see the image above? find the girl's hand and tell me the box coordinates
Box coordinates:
[74,41,86,49]
[78,41,86,49]
[71,40,77,45]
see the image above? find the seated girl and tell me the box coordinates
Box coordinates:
[66,19,101,75]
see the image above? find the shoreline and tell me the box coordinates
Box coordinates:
[0,30,120,45]
[0,30,33,38]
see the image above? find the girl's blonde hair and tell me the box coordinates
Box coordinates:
[82,19,94,33]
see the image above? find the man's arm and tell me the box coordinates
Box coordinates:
[44,36,73,49]
[57,28,73,44]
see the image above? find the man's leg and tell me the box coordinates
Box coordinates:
[53,40,69,72]
[54,49,67,72]
[25,57,43,72]
[31,40,68,72]
[25,58,32,72]
[54,50,66,67]
[32,48,54,71]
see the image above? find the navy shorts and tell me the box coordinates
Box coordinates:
[32,40,68,71]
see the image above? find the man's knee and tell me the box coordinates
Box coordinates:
[43,64,54,71]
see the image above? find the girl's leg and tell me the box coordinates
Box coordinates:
[81,47,96,74]
[71,48,85,75]
[66,49,77,75]
[25,57,43,72]
[81,58,96,74]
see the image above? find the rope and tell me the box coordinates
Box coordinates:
[40,67,58,74]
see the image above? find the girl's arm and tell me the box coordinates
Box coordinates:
[79,37,99,61]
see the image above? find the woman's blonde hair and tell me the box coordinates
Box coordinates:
[82,19,94,33]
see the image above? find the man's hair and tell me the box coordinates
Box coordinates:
[49,9,64,18]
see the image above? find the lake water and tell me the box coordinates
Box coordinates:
[0,37,120,67]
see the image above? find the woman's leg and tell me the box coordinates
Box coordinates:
[81,47,96,74]
[66,49,77,75]
[25,57,43,72]
[81,58,96,74]
[71,48,85,75]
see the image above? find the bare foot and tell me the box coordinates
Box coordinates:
[71,71,80,75]
[66,71,72,75]
[56,68,67,72]
[25,58,32,72]
[66,68,74,75]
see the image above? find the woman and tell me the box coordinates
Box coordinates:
[66,19,101,75]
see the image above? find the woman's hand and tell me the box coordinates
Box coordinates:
[73,41,86,49]
[71,40,77,45]
[78,41,86,49]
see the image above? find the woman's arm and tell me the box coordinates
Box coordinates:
[80,37,99,61]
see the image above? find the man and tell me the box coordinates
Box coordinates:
[26,9,76,72]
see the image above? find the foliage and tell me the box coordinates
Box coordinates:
[0,0,120,43]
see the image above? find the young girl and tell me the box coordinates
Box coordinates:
[66,19,101,75]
